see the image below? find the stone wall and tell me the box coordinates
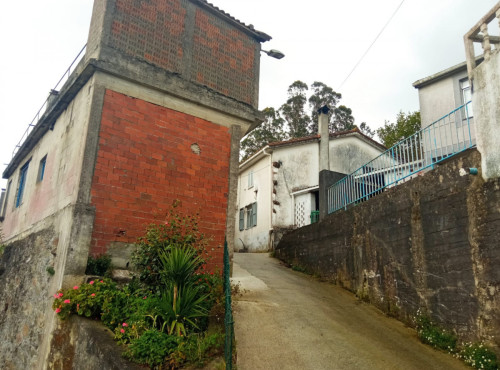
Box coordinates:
[0,228,59,369]
[275,149,500,352]
[47,317,142,370]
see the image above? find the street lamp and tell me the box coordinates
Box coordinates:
[261,49,285,59]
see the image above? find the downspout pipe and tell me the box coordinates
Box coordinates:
[263,148,274,249]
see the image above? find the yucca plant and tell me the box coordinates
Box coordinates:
[157,285,209,336]
[158,246,204,309]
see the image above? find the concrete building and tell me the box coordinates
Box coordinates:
[0,1,272,367]
[235,128,386,252]
[413,59,478,161]
[413,60,475,127]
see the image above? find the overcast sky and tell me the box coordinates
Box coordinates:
[0,0,497,189]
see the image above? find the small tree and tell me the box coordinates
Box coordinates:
[377,111,421,148]
[240,107,286,161]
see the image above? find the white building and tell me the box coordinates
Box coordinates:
[413,60,477,161]
[235,129,386,252]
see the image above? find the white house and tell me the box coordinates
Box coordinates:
[235,128,387,252]
[413,59,477,161]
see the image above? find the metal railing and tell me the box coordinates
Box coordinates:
[11,44,87,159]
[328,101,475,214]
[223,239,234,369]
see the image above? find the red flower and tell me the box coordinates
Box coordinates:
[120,329,125,334]
[73,286,79,290]
[64,299,71,304]
[55,308,61,313]
[91,293,96,297]
[122,322,128,327]
[89,281,94,285]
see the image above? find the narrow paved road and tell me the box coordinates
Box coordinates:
[231,253,467,370]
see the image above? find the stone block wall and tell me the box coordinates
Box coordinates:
[275,149,500,352]
[0,228,58,369]
[90,89,231,270]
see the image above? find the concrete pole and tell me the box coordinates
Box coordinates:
[318,105,330,171]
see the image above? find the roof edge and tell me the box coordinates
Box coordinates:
[190,0,272,42]
[413,56,484,89]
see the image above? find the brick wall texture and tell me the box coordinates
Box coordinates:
[90,90,231,271]
[109,0,258,106]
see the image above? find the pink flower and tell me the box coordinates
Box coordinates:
[64,299,71,304]
[55,308,61,313]
[120,329,125,334]
[143,296,147,300]
[73,286,79,290]
[58,293,64,298]
[77,304,80,310]
[100,280,104,283]
[89,281,94,285]
[53,293,59,298]
[91,293,96,297]
[122,322,128,327]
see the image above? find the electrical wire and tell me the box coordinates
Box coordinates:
[339,0,406,89]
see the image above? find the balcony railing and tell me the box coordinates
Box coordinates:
[11,44,87,159]
[327,102,475,214]
[464,3,500,75]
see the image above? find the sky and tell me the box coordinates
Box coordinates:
[0,0,497,189]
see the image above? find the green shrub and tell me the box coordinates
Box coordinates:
[125,330,179,367]
[132,201,209,289]
[52,204,225,369]
[53,279,119,319]
[169,332,225,368]
[85,254,112,276]
[459,342,498,370]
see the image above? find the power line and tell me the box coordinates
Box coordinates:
[339,0,406,90]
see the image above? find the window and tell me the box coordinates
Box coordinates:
[460,78,473,118]
[37,155,47,182]
[245,202,257,229]
[248,170,254,188]
[246,206,252,229]
[239,208,245,231]
[16,161,30,208]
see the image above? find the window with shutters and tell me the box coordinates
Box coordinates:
[239,208,245,231]
[244,202,257,229]
[248,170,254,188]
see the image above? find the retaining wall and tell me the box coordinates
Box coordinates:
[275,149,500,352]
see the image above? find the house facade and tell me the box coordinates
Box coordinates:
[413,60,477,161]
[0,2,272,366]
[235,129,386,252]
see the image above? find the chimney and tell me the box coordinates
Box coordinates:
[318,105,330,171]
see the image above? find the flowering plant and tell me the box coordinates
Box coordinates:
[52,279,114,319]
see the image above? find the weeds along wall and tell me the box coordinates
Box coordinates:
[275,149,500,353]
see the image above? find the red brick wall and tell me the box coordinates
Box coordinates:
[107,0,258,106]
[90,89,231,271]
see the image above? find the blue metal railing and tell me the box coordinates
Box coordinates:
[11,44,87,159]
[327,102,475,214]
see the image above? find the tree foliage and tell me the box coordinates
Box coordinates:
[240,80,375,160]
[376,111,421,148]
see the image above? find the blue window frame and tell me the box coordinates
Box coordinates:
[16,161,30,207]
[38,155,47,182]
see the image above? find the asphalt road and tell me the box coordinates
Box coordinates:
[231,253,467,370]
